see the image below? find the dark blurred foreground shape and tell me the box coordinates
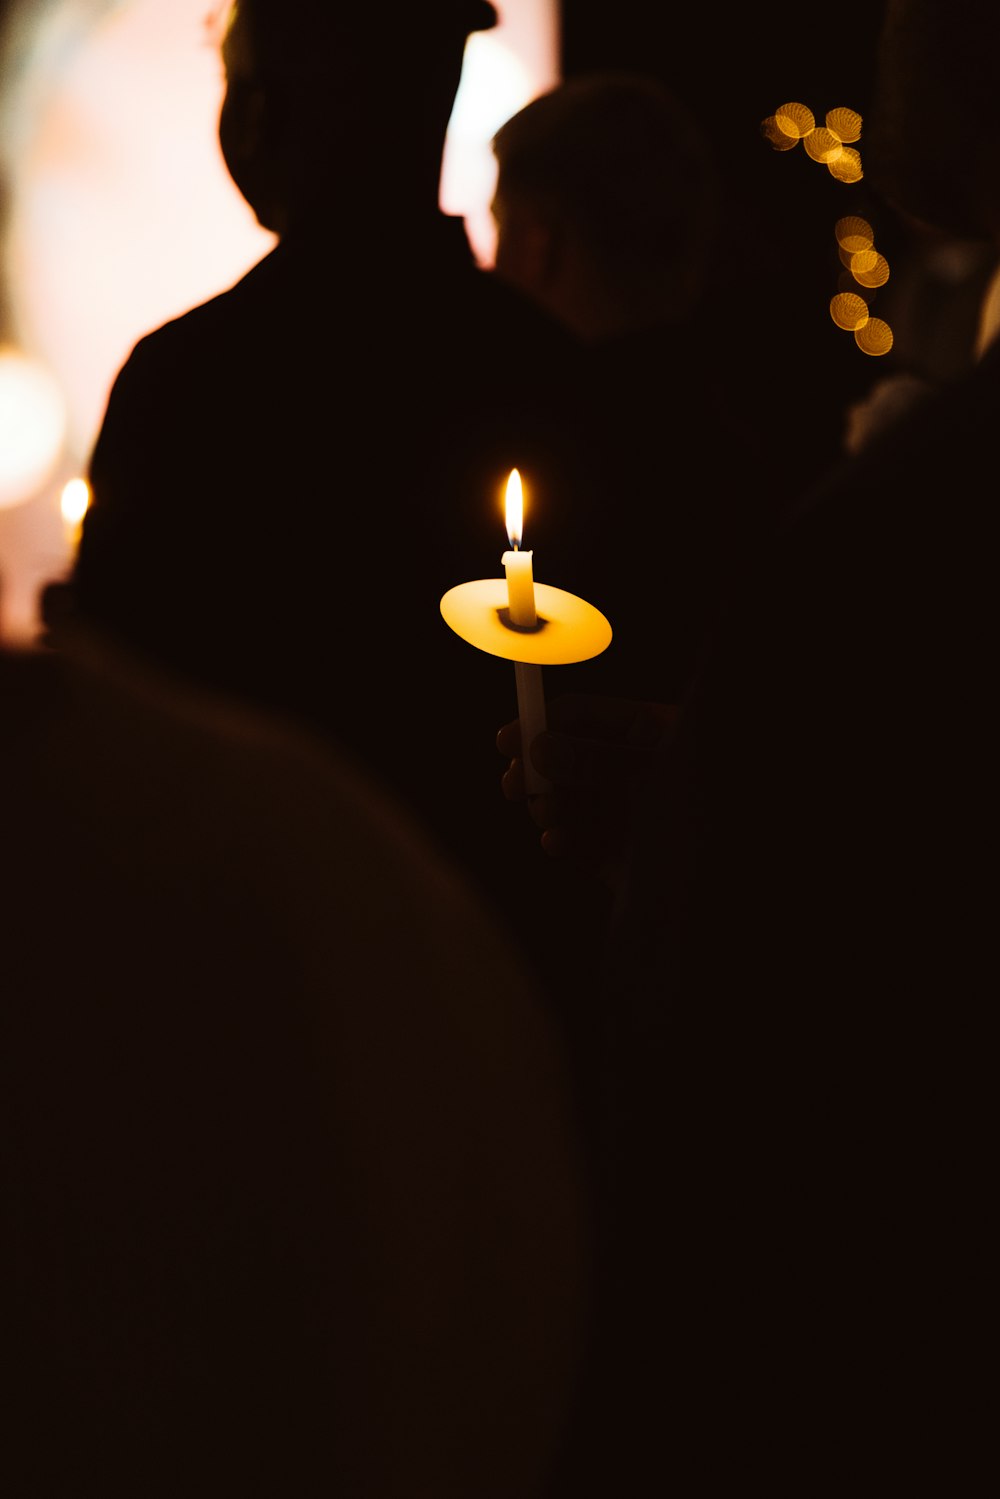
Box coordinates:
[0,626,589,1497]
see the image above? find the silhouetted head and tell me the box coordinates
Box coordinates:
[866,0,1000,242]
[219,0,497,235]
[490,73,723,340]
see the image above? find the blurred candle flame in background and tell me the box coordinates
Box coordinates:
[835,216,874,253]
[854,317,894,356]
[59,475,90,553]
[851,250,890,288]
[825,106,862,143]
[762,97,864,181]
[830,291,871,332]
[762,98,893,358]
[773,101,815,140]
[0,347,67,513]
[827,145,863,182]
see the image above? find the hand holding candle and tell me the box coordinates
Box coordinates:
[440,466,612,806]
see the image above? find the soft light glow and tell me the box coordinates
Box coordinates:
[505,467,524,549]
[828,147,863,182]
[803,127,842,163]
[440,27,552,268]
[855,317,894,356]
[851,251,890,288]
[761,115,799,151]
[836,216,874,252]
[59,474,90,555]
[1,0,278,463]
[761,106,876,355]
[0,348,67,510]
[830,292,870,332]
[60,476,90,526]
[762,103,863,174]
[825,106,862,143]
[774,102,815,139]
[975,259,1000,358]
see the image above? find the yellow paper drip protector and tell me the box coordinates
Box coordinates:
[440,579,612,665]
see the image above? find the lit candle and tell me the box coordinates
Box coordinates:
[60,476,90,557]
[501,469,537,627]
[440,475,613,809]
[501,469,548,796]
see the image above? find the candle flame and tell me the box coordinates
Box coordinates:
[505,468,523,549]
[60,476,90,526]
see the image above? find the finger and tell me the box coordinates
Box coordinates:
[540,825,573,859]
[496,719,521,757]
[501,756,525,801]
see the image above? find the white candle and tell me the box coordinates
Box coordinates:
[501,470,537,627]
[501,548,537,626]
[501,469,549,796]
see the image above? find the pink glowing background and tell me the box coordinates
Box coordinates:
[0,0,558,641]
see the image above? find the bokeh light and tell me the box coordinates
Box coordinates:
[851,251,890,288]
[0,348,67,510]
[825,106,862,143]
[827,146,863,182]
[830,292,870,332]
[761,114,799,151]
[440,28,553,267]
[60,476,90,528]
[59,474,90,555]
[762,106,882,359]
[854,317,894,356]
[803,127,842,163]
[774,101,815,139]
[835,216,874,252]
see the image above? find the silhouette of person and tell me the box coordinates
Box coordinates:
[489,72,787,706]
[485,68,797,1163]
[499,2,996,1491]
[52,0,596,978]
[0,619,588,1497]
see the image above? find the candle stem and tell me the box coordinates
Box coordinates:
[514,661,550,796]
